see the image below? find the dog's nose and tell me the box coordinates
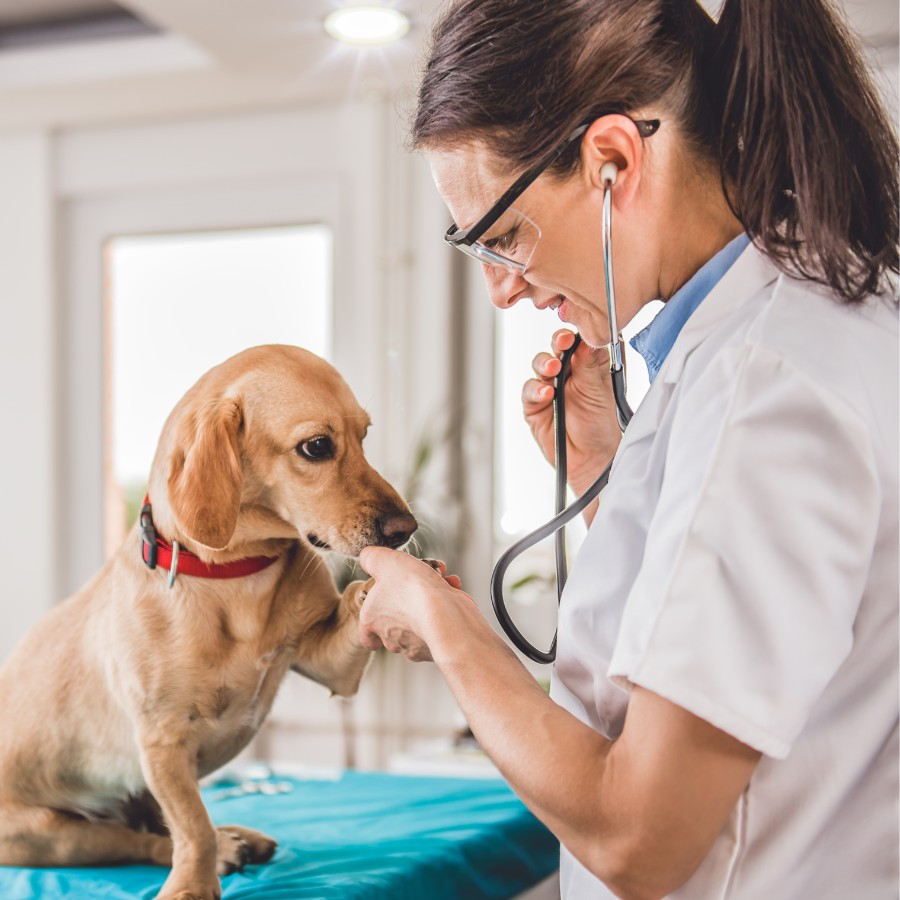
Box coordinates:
[376,510,418,549]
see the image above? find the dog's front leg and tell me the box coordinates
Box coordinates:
[138,725,220,900]
[292,578,374,697]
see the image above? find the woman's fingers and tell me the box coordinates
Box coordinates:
[522,376,554,411]
[355,548,469,664]
[531,350,562,380]
[527,331,585,409]
[551,328,578,356]
[418,558,463,591]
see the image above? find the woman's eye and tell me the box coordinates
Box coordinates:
[484,225,519,252]
[296,436,334,461]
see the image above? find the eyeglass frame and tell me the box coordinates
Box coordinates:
[444,116,661,269]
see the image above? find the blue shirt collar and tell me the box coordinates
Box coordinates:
[630,233,750,383]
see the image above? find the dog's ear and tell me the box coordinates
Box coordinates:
[167,397,244,551]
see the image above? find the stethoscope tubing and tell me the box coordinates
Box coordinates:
[490,179,632,664]
[491,337,613,663]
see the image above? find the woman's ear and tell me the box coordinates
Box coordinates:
[579,114,645,204]
[167,397,244,551]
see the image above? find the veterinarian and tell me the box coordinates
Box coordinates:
[358,0,899,897]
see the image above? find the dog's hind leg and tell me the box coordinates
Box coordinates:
[0,800,173,867]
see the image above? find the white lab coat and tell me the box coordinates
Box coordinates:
[551,243,899,899]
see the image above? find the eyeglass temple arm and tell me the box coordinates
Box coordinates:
[446,124,590,247]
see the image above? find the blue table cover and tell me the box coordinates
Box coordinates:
[0,771,559,899]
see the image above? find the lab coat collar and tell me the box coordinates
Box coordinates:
[630,234,751,383]
[659,241,781,385]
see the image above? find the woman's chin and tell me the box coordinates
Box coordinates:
[579,332,606,351]
[557,305,605,349]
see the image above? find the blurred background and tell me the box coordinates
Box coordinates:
[0,0,896,773]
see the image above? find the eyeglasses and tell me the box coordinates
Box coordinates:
[444,117,660,273]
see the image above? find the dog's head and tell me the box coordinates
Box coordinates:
[148,345,416,558]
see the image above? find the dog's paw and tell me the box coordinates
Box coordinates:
[215,829,251,876]
[215,826,276,875]
[217,825,277,865]
[350,577,376,615]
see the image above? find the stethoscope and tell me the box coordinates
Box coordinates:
[490,161,633,664]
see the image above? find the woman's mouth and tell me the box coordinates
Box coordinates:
[536,294,573,323]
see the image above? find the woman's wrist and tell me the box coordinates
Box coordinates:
[425,587,506,671]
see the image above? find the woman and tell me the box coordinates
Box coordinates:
[358,0,899,897]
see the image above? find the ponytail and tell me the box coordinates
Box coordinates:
[708,0,899,303]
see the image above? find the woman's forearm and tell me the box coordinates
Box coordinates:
[429,617,747,900]
[427,606,624,878]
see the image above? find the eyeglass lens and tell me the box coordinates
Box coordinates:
[469,206,540,272]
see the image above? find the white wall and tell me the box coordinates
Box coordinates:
[0,133,58,663]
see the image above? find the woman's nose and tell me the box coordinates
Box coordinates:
[482,264,528,309]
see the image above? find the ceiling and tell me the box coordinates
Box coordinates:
[0,0,449,131]
[0,0,895,133]
[0,0,122,28]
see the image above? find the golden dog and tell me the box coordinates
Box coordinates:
[0,344,416,899]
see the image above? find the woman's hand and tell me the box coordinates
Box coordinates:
[522,329,622,496]
[357,548,473,663]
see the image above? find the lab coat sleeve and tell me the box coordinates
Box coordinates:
[607,341,881,759]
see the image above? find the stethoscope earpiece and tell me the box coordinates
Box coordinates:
[599,161,619,187]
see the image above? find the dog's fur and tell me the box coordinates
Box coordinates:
[0,345,417,900]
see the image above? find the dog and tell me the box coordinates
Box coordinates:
[0,344,417,900]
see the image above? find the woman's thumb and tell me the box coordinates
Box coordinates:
[359,545,392,576]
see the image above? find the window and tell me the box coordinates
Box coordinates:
[104,224,332,555]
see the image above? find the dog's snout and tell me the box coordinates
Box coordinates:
[376,510,418,549]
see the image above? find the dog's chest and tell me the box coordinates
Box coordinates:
[197,643,292,730]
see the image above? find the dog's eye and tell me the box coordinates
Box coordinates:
[297,436,334,461]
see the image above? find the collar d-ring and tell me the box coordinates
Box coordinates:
[167,540,180,589]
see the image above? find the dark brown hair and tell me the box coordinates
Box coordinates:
[412,0,899,303]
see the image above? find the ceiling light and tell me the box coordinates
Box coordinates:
[324,6,410,46]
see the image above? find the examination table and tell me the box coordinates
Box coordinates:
[0,770,560,898]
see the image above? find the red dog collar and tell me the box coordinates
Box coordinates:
[140,498,279,586]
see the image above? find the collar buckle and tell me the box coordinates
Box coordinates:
[140,502,158,570]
